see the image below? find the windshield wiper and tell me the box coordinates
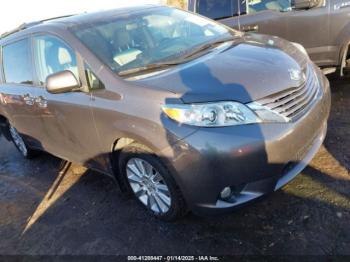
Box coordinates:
[118,36,240,77]
[118,62,181,77]
[180,36,241,60]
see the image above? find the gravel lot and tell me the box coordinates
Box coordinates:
[0,75,349,256]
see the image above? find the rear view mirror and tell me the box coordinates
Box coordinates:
[292,0,321,10]
[46,70,80,94]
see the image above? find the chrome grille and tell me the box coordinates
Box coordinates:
[255,64,319,120]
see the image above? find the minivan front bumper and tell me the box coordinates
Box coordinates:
[162,71,331,216]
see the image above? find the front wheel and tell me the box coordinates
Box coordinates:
[117,143,188,221]
[9,125,37,159]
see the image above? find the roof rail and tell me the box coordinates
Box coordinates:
[0,14,76,39]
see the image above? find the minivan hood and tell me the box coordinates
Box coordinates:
[133,34,309,104]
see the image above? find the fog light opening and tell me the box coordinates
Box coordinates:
[220,187,233,200]
[220,184,246,202]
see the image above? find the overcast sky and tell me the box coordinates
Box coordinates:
[0,0,163,34]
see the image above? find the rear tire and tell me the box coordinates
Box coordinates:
[117,143,188,221]
[8,124,38,159]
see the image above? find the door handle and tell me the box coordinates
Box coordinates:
[35,96,48,108]
[241,24,259,32]
[23,94,35,106]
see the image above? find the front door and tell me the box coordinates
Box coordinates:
[237,0,290,37]
[285,0,330,65]
[237,0,330,64]
[32,34,101,166]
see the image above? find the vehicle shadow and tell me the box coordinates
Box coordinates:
[4,154,349,255]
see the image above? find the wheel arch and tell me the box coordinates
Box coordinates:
[335,21,350,76]
[340,41,350,76]
[109,136,189,216]
[110,136,161,170]
[110,131,172,169]
[0,114,7,123]
[0,114,11,141]
[109,136,184,195]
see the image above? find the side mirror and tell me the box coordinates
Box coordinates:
[292,0,321,10]
[46,70,80,94]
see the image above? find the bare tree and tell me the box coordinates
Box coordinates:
[166,0,188,9]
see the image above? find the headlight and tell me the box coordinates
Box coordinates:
[162,101,288,127]
[292,42,309,58]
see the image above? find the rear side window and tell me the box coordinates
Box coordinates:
[2,39,33,85]
[197,0,238,20]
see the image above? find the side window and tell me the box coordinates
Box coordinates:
[84,65,105,90]
[33,35,79,85]
[197,0,239,20]
[246,0,292,13]
[2,39,33,85]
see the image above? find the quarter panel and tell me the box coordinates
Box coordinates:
[90,78,199,155]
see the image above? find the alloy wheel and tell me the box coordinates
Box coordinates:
[126,158,171,214]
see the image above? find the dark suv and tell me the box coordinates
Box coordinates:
[187,0,350,76]
[0,5,330,220]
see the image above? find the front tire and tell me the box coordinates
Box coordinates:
[117,143,188,221]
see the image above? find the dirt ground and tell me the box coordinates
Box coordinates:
[0,75,349,256]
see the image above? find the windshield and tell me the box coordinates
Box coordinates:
[71,7,239,76]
